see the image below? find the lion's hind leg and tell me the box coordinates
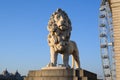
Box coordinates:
[72,55,75,68]
[72,51,80,69]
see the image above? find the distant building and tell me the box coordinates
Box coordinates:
[0,69,24,80]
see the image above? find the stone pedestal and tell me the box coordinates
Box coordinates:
[24,67,97,80]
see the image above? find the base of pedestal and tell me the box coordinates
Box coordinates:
[24,67,97,80]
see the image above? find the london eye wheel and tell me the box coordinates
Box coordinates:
[99,0,116,80]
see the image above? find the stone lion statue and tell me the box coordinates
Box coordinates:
[47,8,80,68]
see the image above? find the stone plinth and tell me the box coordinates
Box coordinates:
[24,67,97,80]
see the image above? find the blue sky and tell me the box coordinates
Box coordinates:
[0,0,102,78]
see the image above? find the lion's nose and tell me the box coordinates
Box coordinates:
[60,18,64,24]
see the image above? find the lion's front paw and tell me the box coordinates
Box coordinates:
[61,64,71,68]
[47,63,56,67]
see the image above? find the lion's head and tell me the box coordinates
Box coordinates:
[47,8,72,32]
[47,8,72,52]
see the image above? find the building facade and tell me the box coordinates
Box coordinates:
[109,0,120,80]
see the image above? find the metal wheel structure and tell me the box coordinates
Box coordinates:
[99,0,116,80]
